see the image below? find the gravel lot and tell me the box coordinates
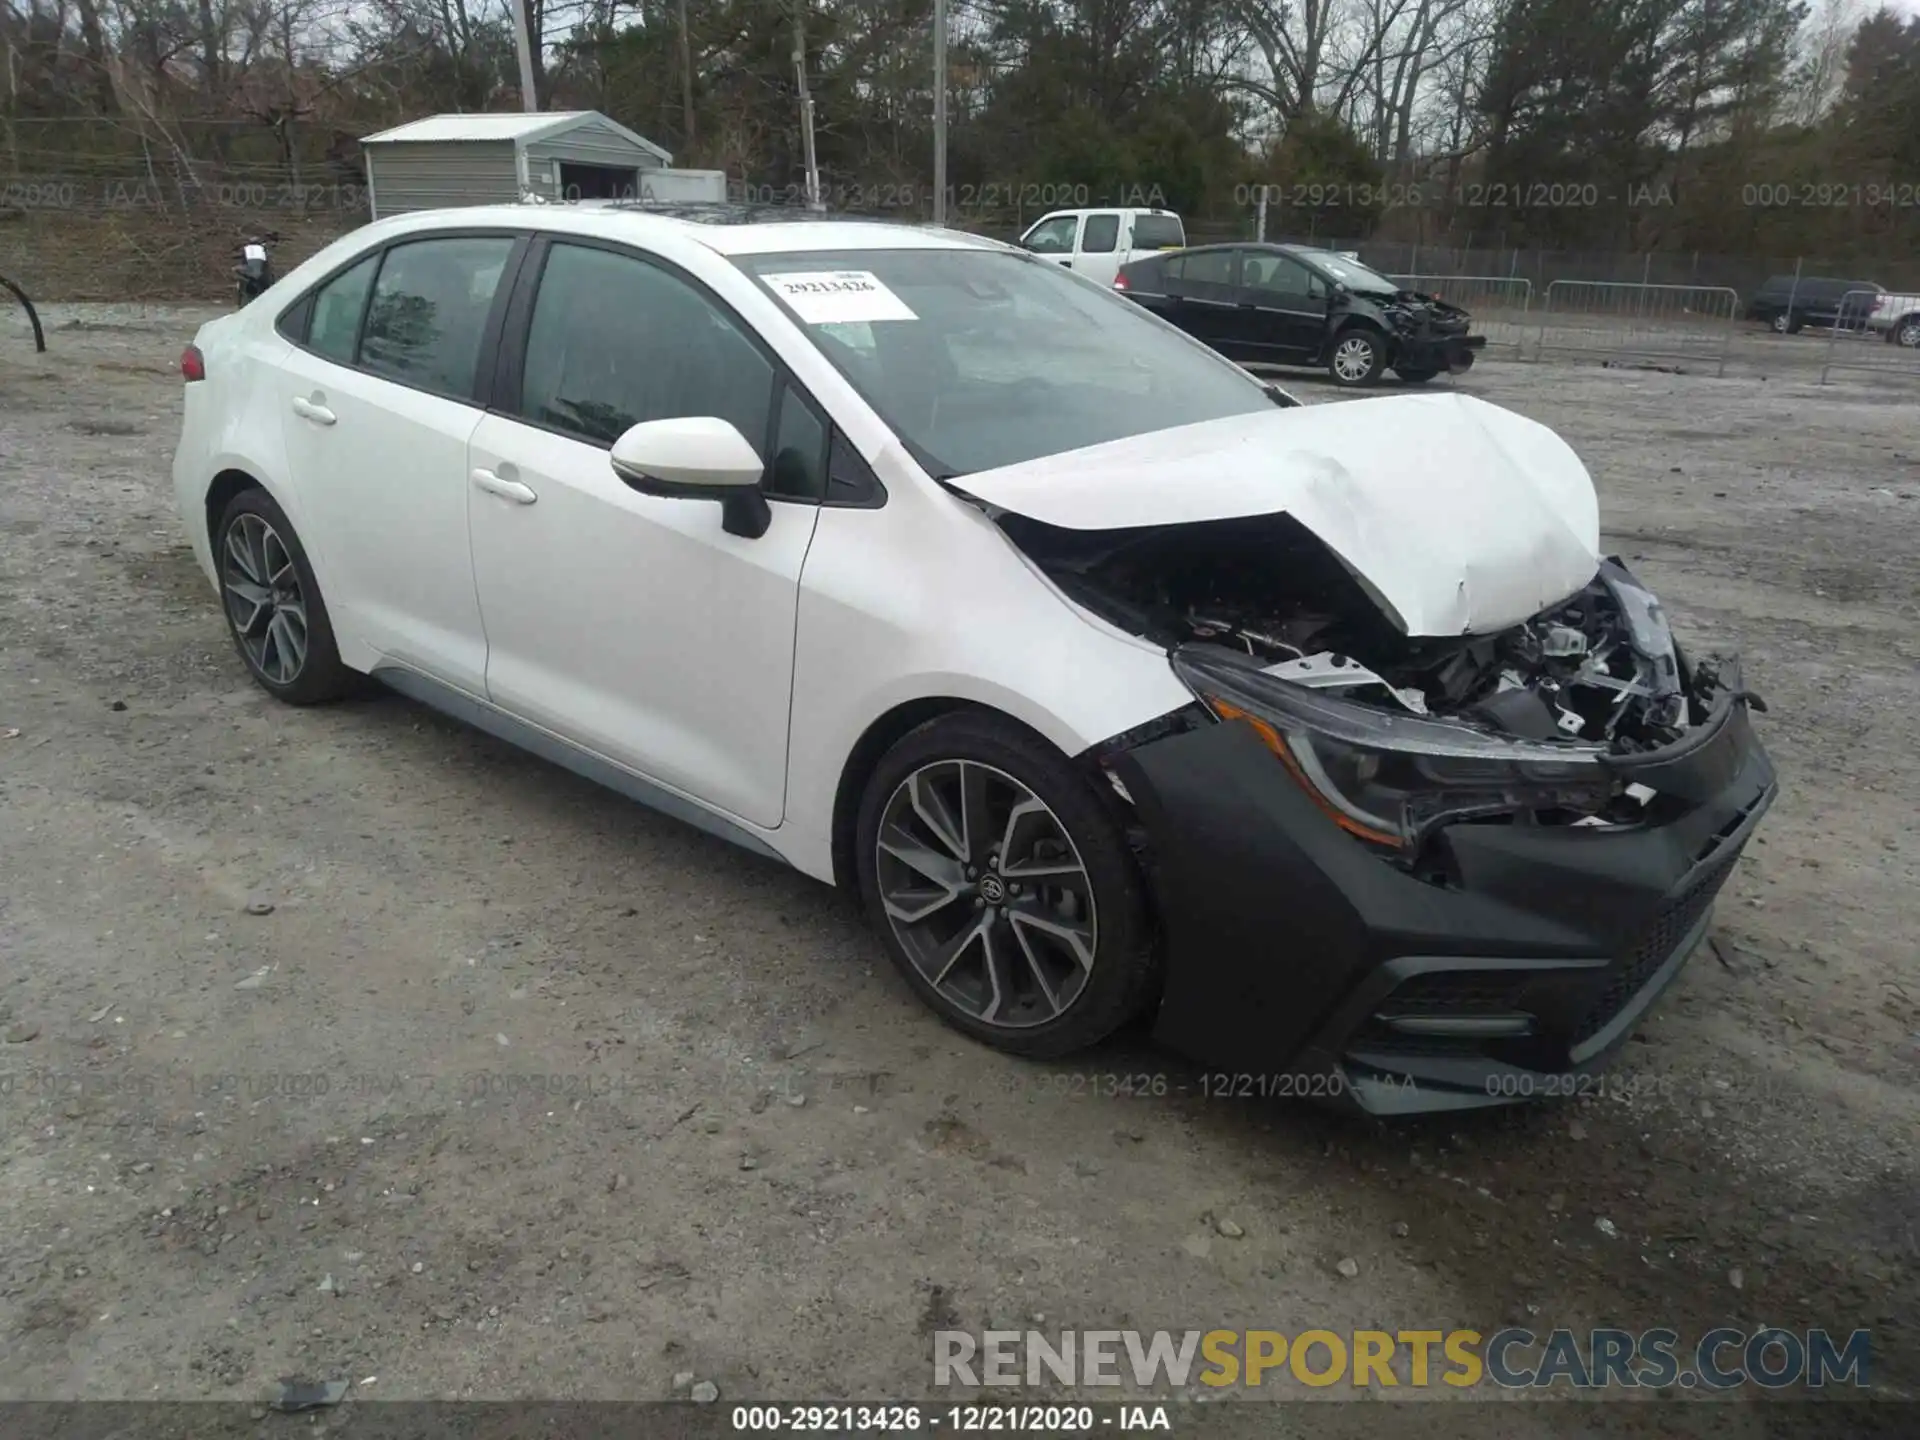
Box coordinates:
[2,305,1916,1427]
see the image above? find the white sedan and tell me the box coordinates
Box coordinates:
[172,204,1775,1112]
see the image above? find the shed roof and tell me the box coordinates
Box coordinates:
[361,111,672,163]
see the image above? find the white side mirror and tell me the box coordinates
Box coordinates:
[609,416,763,491]
[608,417,770,538]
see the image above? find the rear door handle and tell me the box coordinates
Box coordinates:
[471,468,538,505]
[290,396,336,426]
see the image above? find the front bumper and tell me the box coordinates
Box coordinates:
[1398,332,1485,373]
[1108,669,1777,1115]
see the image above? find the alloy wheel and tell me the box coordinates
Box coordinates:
[1772,314,1790,333]
[221,513,309,685]
[874,760,1097,1029]
[1332,336,1377,383]
[1898,319,1920,349]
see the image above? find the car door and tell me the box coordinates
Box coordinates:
[465,237,822,829]
[1163,248,1243,355]
[1019,213,1080,270]
[1234,250,1331,362]
[275,232,523,695]
[1071,211,1124,286]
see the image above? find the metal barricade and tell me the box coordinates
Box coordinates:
[1388,275,1533,358]
[1533,281,1740,376]
[1820,288,1920,388]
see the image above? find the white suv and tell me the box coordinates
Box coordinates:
[1017,208,1186,287]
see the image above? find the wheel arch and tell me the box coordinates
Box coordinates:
[204,467,266,552]
[828,696,1067,893]
[1325,314,1392,361]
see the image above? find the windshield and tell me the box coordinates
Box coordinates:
[736,247,1272,477]
[1298,250,1399,294]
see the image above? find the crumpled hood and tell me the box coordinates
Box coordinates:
[949,392,1600,636]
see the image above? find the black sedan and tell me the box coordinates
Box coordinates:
[1115,243,1486,387]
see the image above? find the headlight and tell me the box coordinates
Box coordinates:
[1172,645,1619,851]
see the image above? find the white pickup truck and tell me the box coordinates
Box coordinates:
[1868,291,1920,348]
[1016,208,1187,287]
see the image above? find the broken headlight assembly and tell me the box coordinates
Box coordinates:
[1172,644,1620,853]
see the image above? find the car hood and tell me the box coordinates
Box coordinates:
[948,392,1601,637]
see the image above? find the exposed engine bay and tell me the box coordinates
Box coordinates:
[1367,289,1474,340]
[1005,512,1703,753]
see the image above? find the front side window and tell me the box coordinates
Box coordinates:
[1080,214,1120,254]
[767,384,828,501]
[359,236,515,397]
[1022,216,1079,255]
[739,247,1271,477]
[1242,252,1318,301]
[518,242,774,456]
[305,254,379,364]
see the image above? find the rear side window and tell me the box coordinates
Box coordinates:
[1080,214,1120,254]
[1171,250,1234,287]
[1131,214,1185,249]
[306,254,379,364]
[360,236,515,398]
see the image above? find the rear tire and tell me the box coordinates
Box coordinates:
[855,711,1158,1058]
[1328,327,1387,387]
[1896,316,1920,349]
[215,488,357,705]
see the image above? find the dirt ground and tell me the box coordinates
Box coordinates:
[2,304,1916,1429]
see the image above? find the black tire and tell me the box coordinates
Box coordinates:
[1895,316,1920,349]
[1784,314,1805,335]
[855,710,1158,1058]
[214,487,357,705]
[1327,326,1387,387]
[1394,366,1440,384]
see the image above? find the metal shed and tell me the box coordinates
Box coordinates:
[360,112,674,219]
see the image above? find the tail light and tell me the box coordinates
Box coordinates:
[1113,273,1129,291]
[180,344,206,382]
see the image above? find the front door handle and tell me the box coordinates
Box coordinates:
[471,467,538,505]
[290,396,336,426]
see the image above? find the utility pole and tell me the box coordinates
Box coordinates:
[932,0,947,225]
[677,0,695,147]
[792,7,822,210]
[508,0,540,112]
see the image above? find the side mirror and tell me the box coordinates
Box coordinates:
[609,417,770,539]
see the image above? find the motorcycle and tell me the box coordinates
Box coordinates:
[234,231,280,307]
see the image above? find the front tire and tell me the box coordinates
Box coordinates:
[1328,328,1387,387]
[855,712,1158,1057]
[215,488,356,705]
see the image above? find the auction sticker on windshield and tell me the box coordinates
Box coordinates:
[760,271,918,324]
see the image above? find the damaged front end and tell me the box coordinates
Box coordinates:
[1010,512,1779,1111]
[1367,289,1484,373]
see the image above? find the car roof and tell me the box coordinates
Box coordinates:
[355,202,1006,258]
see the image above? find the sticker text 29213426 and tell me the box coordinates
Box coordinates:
[758,270,919,325]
